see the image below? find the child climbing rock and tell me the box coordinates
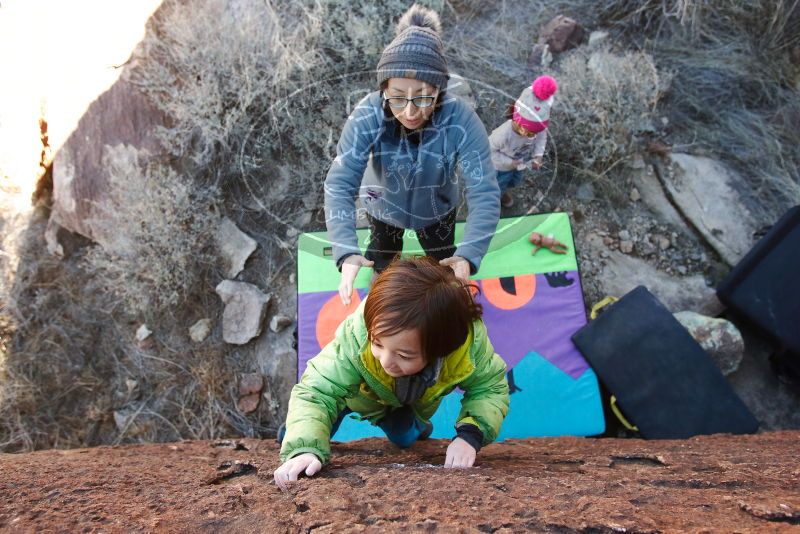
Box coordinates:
[489,75,558,208]
[274,257,509,491]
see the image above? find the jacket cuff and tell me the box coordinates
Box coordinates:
[465,258,477,275]
[281,446,326,464]
[455,423,483,453]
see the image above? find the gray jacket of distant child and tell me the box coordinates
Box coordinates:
[489,119,548,172]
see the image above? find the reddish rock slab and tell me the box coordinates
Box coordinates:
[1,432,798,533]
[48,73,167,249]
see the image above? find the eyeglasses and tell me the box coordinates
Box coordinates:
[382,93,437,109]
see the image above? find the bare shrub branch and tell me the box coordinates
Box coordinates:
[552,48,662,176]
[84,144,220,316]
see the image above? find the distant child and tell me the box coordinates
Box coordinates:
[274,257,509,491]
[489,75,558,208]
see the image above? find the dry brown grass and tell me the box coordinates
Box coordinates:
[551,47,663,186]
[84,144,220,317]
[446,0,799,217]
[596,0,800,219]
[0,223,266,451]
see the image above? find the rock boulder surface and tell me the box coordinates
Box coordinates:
[1,432,798,532]
[47,73,167,254]
[215,281,271,345]
[593,248,721,315]
[661,154,758,266]
[675,310,746,376]
[217,218,258,279]
[538,15,585,53]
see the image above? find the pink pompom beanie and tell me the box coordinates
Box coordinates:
[512,75,558,134]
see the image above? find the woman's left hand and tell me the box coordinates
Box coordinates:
[444,437,477,468]
[439,256,470,282]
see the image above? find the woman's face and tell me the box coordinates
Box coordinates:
[384,77,438,130]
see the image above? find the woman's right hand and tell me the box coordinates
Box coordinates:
[339,255,374,306]
[274,453,323,492]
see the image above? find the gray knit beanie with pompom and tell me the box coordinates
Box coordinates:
[376,4,449,89]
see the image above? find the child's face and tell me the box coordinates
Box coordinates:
[384,77,438,131]
[511,120,537,138]
[370,327,427,377]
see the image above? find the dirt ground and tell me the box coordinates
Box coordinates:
[1,431,798,533]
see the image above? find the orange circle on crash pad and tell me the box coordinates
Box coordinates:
[316,292,362,349]
[481,275,536,310]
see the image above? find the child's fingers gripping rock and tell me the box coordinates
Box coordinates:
[274,453,322,491]
[444,437,477,469]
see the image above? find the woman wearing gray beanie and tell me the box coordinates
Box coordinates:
[324,4,500,305]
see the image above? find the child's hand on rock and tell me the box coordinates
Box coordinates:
[444,437,476,468]
[274,453,322,491]
[531,156,543,170]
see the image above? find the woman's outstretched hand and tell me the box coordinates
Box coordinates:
[439,256,470,283]
[339,255,374,306]
[274,453,323,492]
[444,437,476,468]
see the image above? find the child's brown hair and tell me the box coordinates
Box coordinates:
[364,256,482,363]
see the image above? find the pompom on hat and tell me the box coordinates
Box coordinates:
[513,75,558,134]
[376,4,449,89]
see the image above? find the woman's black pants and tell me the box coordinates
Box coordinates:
[365,209,457,273]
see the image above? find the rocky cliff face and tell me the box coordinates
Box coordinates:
[1,432,798,532]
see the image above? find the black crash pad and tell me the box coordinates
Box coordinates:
[571,286,759,439]
[717,205,800,355]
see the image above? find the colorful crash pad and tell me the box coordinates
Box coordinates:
[296,213,605,441]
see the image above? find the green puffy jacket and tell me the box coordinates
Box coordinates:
[280,300,510,463]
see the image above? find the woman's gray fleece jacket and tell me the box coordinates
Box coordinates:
[323,91,500,273]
